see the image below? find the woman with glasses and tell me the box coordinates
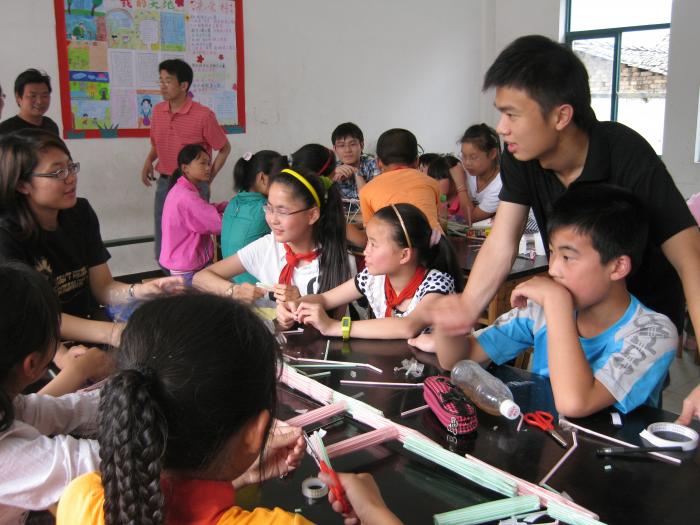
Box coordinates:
[194,166,355,306]
[0,129,183,349]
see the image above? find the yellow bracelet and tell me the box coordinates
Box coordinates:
[225,283,236,298]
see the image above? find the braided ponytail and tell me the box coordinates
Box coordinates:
[99,369,167,525]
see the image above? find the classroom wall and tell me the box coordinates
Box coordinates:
[1,1,696,275]
[1,0,488,275]
[662,0,700,199]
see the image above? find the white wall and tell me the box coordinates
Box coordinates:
[663,0,700,198]
[4,1,693,275]
[478,0,562,123]
[1,0,487,275]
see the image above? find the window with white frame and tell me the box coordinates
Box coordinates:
[566,0,672,153]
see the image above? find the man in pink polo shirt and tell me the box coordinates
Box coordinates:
[140,59,231,264]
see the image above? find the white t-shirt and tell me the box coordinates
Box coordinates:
[237,233,357,301]
[467,172,502,214]
[0,390,101,525]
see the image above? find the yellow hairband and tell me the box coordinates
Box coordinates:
[391,204,412,249]
[281,168,321,208]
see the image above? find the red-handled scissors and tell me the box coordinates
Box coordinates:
[523,411,568,448]
[303,433,351,514]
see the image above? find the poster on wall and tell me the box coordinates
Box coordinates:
[53,0,245,139]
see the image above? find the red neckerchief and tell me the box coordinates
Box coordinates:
[161,477,235,525]
[279,243,319,285]
[384,267,428,317]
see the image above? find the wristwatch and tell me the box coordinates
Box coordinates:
[341,316,352,341]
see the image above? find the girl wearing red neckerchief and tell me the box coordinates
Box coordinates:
[281,204,464,339]
[193,166,354,306]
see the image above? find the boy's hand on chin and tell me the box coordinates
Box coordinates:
[511,276,573,310]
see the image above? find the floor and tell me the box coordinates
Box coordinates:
[662,346,700,415]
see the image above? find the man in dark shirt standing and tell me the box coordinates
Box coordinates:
[427,35,700,345]
[0,69,60,136]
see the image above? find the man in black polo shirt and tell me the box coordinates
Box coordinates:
[0,69,60,136]
[427,35,700,341]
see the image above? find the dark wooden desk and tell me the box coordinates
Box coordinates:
[448,236,550,325]
[244,331,700,525]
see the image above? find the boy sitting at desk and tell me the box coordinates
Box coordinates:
[413,184,677,417]
[346,128,441,248]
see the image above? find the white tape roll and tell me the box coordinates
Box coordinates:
[639,422,699,452]
[301,477,329,499]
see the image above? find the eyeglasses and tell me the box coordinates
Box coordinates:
[31,162,80,180]
[262,204,313,217]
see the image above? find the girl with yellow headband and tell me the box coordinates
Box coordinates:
[193,166,354,304]
[277,203,464,339]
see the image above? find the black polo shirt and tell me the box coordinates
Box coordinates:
[0,115,60,136]
[0,198,110,318]
[499,121,696,330]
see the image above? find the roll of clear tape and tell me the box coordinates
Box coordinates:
[301,477,329,499]
[639,422,698,451]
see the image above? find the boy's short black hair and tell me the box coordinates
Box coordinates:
[376,128,418,166]
[158,59,193,91]
[14,69,52,97]
[332,122,364,144]
[483,35,597,132]
[547,184,648,272]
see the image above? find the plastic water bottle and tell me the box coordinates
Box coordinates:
[450,360,521,419]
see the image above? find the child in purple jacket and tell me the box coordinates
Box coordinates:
[160,144,227,281]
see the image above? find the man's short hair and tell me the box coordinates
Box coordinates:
[332,122,364,144]
[158,59,194,91]
[14,69,52,97]
[483,35,597,132]
[376,128,418,166]
[547,184,648,272]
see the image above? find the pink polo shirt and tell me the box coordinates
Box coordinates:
[150,98,228,176]
[159,177,227,272]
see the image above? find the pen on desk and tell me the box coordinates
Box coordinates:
[596,445,684,456]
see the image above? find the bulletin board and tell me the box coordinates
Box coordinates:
[53,0,245,139]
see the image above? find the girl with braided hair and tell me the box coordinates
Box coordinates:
[57,293,400,525]
[0,262,113,524]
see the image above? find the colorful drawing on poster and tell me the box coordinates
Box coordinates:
[137,90,161,127]
[160,11,185,51]
[68,41,109,71]
[72,99,112,130]
[70,71,110,106]
[105,8,160,50]
[66,14,98,40]
[65,0,105,16]
[56,0,244,137]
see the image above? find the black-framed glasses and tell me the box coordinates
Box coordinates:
[31,162,80,180]
[262,204,313,217]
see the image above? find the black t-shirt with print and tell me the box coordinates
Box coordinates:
[0,115,60,136]
[499,120,696,330]
[0,198,110,318]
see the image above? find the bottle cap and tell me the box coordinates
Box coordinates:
[499,399,521,419]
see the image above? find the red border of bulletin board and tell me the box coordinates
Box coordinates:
[53,0,245,139]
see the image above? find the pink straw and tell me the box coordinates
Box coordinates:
[285,401,348,427]
[325,426,399,459]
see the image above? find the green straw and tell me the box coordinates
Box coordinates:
[403,435,517,497]
[547,501,608,525]
[433,495,540,525]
